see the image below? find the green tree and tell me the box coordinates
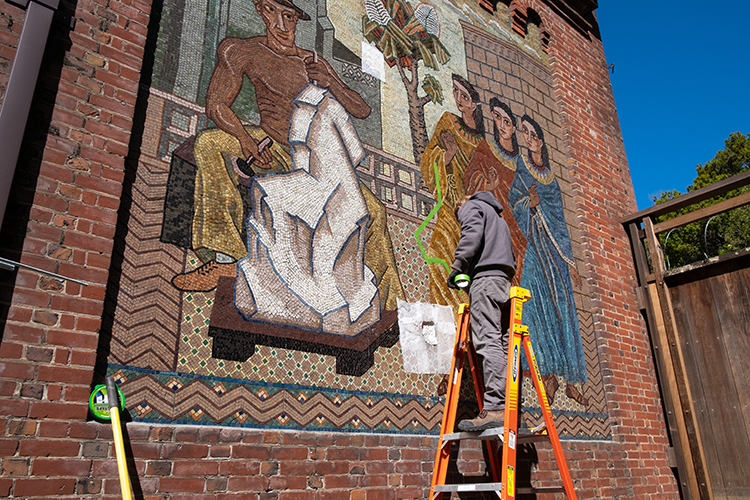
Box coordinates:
[363,0,450,165]
[653,132,750,268]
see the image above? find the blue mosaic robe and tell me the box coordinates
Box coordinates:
[509,156,587,383]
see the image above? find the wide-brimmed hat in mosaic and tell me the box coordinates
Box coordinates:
[261,0,311,21]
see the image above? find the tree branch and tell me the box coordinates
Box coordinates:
[396,62,412,89]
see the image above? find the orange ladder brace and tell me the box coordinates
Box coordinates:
[429,286,578,499]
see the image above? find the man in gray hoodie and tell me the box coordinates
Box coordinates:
[448,191,516,431]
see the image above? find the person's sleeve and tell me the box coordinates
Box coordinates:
[452,204,483,272]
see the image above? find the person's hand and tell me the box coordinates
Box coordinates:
[447,268,461,289]
[305,57,332,89]
[239,136,273,169]
[528,183,540,208]
[442,131,458,166]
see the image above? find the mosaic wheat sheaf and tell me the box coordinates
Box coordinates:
[107,0,611,439]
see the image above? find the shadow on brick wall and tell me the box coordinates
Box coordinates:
[0,1,76,342]
[94,0,164,387]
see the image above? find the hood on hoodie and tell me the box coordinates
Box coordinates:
[469,191,503,215]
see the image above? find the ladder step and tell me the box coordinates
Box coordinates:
[441,427,550,444]
[434,482,505,493]
[434,483,565,494]
[442,427,504,442]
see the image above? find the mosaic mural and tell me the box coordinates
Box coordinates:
[106,0,612,439]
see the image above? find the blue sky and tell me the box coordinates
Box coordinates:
[596,1,750,210]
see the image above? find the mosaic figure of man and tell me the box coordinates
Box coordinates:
[172,0,403,311]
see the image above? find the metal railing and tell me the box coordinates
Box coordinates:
[622,170,750,284]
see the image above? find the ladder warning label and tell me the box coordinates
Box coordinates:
[507,465,515,495]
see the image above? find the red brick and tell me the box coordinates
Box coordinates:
[323,474,358,489]
[37,365,92,384]
[218,460,260,475]
[63,384,93,404]
[1,324,44,344]
[129,442,161,460]
[232,445,271,460]
[90,458,119,477]
[91,74,138,100]
[326,447,359,461]
[28,401,88,420]
[0,380,16,396]
[277,491,316,500]
[47,384,62,401]
[53,348,69,364]
[0,361,35,380]
[160,443,209,459]
[105,139,130,156]
[46,330,98,349]
[170,459,219,477]
[70,349,97,367]
[269,475,307,490]
[69,421,99,439]
[279,460,315,475]
[271,446,308,461]
[31,458,92,476]
[14,477,76,496]
[19,438,80,457]
[38,420,70,438]
[6,288,50,309]
[158,477,206,492]
[0,342,23,360]
[0,438,20,456]
[227,476,271,491]
[75,315,102,333]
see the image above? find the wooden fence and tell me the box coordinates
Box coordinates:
[621,170,750,500]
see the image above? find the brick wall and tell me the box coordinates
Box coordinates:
[540,2,679,498]
[0,0,681,499]
[0,0,153,495]
[3,421,438,498]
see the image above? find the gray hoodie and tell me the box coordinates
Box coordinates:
[452,191,516,280]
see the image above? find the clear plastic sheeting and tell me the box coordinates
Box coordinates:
[397,299,456,374]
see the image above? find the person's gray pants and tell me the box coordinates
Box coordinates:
[469,275,511,411]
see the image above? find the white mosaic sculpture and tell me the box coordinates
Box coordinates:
[234,84,380,336]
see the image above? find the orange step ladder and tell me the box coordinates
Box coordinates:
[429,286,578,499]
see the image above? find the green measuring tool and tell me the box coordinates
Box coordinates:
[89,383,125,420]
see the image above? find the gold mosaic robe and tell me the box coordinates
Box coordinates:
[418,112,483,309]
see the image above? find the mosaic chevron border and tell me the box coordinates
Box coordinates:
[108,365,611,439]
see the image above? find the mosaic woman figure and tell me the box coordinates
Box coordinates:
[464,98,527,282]
[508,114,588,404]
[419,74,484,308]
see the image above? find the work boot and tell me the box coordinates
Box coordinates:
[457,409,505,431]
[171,261,237,292]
